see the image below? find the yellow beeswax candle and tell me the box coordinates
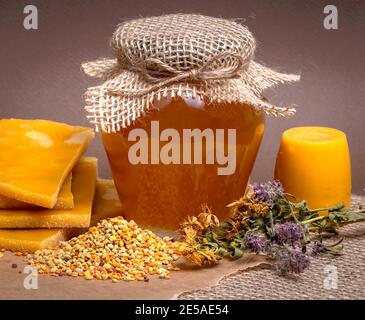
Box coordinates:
[274,127,351,210]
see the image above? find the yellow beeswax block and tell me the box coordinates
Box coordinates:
[65,179,124,238]
[90,179,123,226]
[0,173,74,210]
[275,127,351,209]
[0,229,69,253]
[0,178,121,253]
[0,157,97,228]
[0,119,94,208]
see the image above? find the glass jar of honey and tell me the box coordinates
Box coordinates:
[83,14,299,231]
[102,95,265,231]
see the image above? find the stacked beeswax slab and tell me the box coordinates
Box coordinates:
[0,178,123,252]
[0,173,74,210]
[0,158,98,228]
[0,229,69,253]
[0,119,99,252]
[0,119,94,208]
[90,179,123,226]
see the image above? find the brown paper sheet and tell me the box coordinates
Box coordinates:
[0,252,268,300]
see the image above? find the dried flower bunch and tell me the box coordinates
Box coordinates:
[173,180,365,275]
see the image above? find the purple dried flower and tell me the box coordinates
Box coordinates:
[252,180,284,205]
[271,179,284,196]
[252,183,274,205]
[273,222,304,246]
[311,241,324,257]
[275,248,310,275]
[244,233,268,253]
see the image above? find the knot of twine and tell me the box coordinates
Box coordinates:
[84,52,247,97]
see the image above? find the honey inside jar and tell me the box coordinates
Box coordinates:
[102,95,265,231]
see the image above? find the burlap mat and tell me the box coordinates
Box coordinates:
[178,195,365,300]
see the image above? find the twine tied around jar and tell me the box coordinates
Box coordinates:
[105,52,246,96]
[82,14,300,132]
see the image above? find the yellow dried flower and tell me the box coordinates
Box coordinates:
[197,205,220,229]
[179,204,219,234]
[171,241,219,267]
[228,196,268,218]
[182,227,198,243]
[250,203,269,215]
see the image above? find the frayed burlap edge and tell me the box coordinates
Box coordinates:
[83,60,300,132]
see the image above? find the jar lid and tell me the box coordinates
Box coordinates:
[82,14,300,132]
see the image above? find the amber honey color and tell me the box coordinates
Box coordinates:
[102,96,264,230]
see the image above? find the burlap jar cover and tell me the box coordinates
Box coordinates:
[82,14,300,132]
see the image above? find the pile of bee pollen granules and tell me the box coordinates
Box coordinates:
[26,217,178,282]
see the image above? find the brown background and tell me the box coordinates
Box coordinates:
[0,0,364,194]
